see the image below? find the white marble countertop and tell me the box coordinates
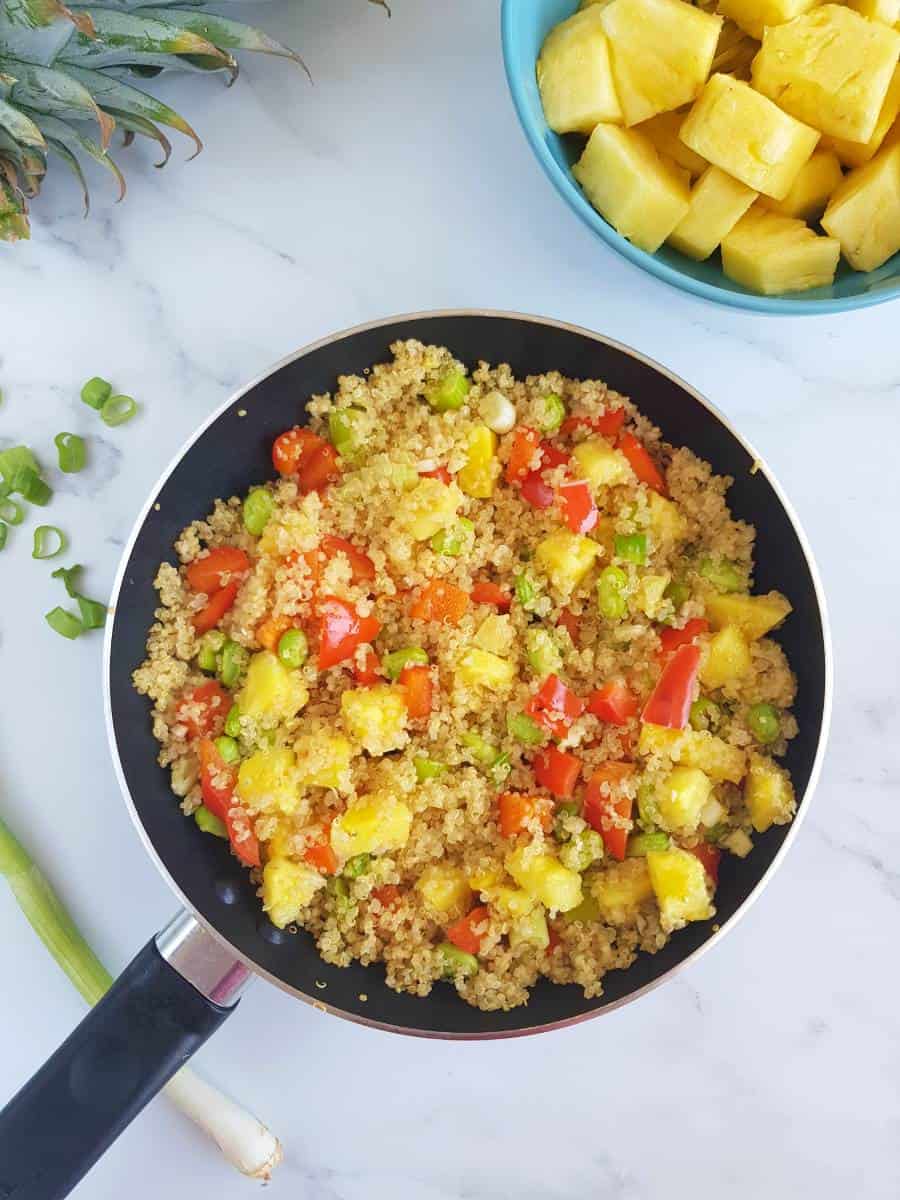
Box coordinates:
[1,1,898,1196]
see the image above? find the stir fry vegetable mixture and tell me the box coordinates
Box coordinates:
[135,340,798,1011]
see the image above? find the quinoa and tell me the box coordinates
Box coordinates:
[134,340,798,1012]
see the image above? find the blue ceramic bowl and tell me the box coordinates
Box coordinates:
[501,0,900,313]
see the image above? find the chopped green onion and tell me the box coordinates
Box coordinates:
[195,806,228,839]
[614,533,647,565]
[383,646,429,681]
[690,696,721,733]
[80,377,112,411]
[425,369,470,413]
[0,523,6,551]
[0,497,23,525]
[55,432,86,474]
[559,828,604,872]
[513,572,537,609]
[242,487,273,536]
[328,875,353,914]
[489,752,512,787]
[460,730,498,766]
[224,705,242,739]
[436,941,478,979]
[12,466,52,506]
[747,702,780,744]
[277,628,308,670]
[698,557,743,593]
[597,565,629,620]
[537,393,566,433]
[218,639,249,688]
[51,564,83,597]
[197,630,226,673]
[214,735,241,765]
[101,394,138,427]
[430,517,474,557]
[77,596,107,630]
[507,712,544,746]
[524,627,562,676]
[637,782,660,831]
[664,579,691,609]
[328,409,367,462]
[343,853,371,879]
[414,756,447,781]
[0,445,40,484]
[626,831,670,857]
[33,525,67,560]
[45,606,83,639]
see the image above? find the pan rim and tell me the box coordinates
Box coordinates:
[102,308,833,1039]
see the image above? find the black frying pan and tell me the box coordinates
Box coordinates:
[0,312,832,1198]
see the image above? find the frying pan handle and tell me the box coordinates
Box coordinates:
[0,912,249,1200]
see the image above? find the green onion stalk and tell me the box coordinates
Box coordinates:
[0,813,282,1179]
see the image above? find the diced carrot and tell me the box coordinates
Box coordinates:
[498,793,554,838]
[298,442,340,493]
[256,614,294,652]
[446,905,490,955]
[409,580,470,625]
[303,833,339,876]
[399,664,433,719]
[419,465,452,484]
[371,884,401,911]
[471,581,511,612]
[505,427,542,484]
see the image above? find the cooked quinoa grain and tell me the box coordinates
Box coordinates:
[135,341,798,1011]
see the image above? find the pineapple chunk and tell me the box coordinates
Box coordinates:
[722,205,839,294]
[646,847,714,931]
[745,753,796,832]
[238,651,309,724]
[457,425,499,499]
[846,0,899,23]
[473,613,515,656]
[416,865,472,915]
[509,905,550,950]
[669,165,757,260]
[700,626,752,689]
[537,7,622,135]
[573,123,691,251]
[591,858,653,923]
[723,828,753,857]
[293,733,353,792]
[717,0,820,40]
[330,792,412,859]
[262,858,326,928]
[562,890,602,924]
[752,6,900,143]
[635,572,671,618]
[340,685,408,755]
[237,748,300,816]
[636,110,708,176]
[468,862,503,891]
[506,847,583,913]
[487,885,536,919]
[264,819,294,860]
[822,141,900,272]
[639,723,747,783]
[535,529,602,594]
[655,766,713,834]
[681,75,819,200]
[456,647,516,692]
[828,67,900,168]
[572,436,635,491]
[760,148,843,220]
[705,590,792,640]
[599,0,721,127]
[647,491,688,546]
[394,478,463,541]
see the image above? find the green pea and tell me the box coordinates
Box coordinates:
[431,517,474,557]
[242,487,274,536]
[560,829,604,872]
[513,572,538,610]
[194,806,228,839]
[196,630,225,674]
[597,565,629,620]
[690,696,721,733]
[218,639,249,688]
[80,376,112,411]
[614,533,647,565]
[460,731,498,766]
[525,627,563,676]
[537,393,566,433]
[224,704,242,739]
[277,628,308,670]
[425,369,470,412]
[328,408,367,462]
[699,557,743,593]
[383,646,429,681]
[507,712,544,746]
[214,735,240,765]
[414,756,447,781]
[436,941,478,979]
[626,831,670,857]
[748,702,780,744]
[343,853,371,879]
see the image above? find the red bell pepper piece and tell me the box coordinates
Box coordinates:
[186,546,250,594]
[352,645,382,685]
[317,595,381,669]
[446,905,490,955]
[583,763,635,861]
[525,674,586,738]
[272,426,321,476]
[176,681,230,741]
[419,465,452,484]
[198,740,260,867]
[498,793,554,838]
[617,432,667,494]
[657,618,709,657]
[558,479,598,533]
[587,678,638,726]
[399,664,432,719]
[556,608,580,644]
[559,408,626,440]
[192,581,240,634]
[471,581,511,612]
[520,470,555,508]
[303,831,339,876]
[641,643,701,729]
[686,842,721,885]
[320,535,375,582]
[505,427,542,484]
[298,441,340,493]
[409,579,470,624]
[371,884,401,911]
[533,746,582,798]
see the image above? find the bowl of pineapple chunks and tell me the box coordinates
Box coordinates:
[502,0,900,310]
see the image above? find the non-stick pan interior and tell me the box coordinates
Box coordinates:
[108,313,828,1037]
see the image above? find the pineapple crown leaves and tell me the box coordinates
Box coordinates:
[0,0,340,243]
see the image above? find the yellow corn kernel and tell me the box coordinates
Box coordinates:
[330,792,412,859]
[639,724,746,783]
[457,425,499,499]
[506,847,583,913]
[635,572,671,619]
[509,905,550,950]
[535,529,601,595]
[590,858,653,923]
[456,647,516,692]
[340,685,408,756]
[395,478,464,541]
[647,846,714,932]
[487,885,536,919]
[293,733,353,792]
[262,857,325,928]
[701,626,752,690]
[572,437,634,491]
[705,590,792,640]
[745,753,796,832]
[416,865,472,915]
[655,766,713,835]
[237,748,300,816]
[238,651,309,724]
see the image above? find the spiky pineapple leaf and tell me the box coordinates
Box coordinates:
[0,94,46,146]
[138,8,308,72]
[45,134,89,211]
[105,104,169,164]
[0,57,114,146]
[1,0,95,34]
[57,8,230,70]
[64,62,201,154]
[0,124,45,176]
[20,106,124,198]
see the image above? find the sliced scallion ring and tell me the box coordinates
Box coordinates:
[77,596,107,630]
[11,466,52,506]
[51,564,83,598]
[55,433,86,474]
[100,395,138,427]
[0,522,7,551]
[45,606,83,639]
[0,497,24,526]
[33,525,67,560]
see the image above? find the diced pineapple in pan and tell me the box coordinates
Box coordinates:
[751,6,900,144]
[457,426,499,499]
[239,650,308,723]
[238,748,300,816]
[828,67,900,169]
[599,0,722,127]
[680,74,819,200]
[506,847,583,914]
[759,149,843,221]
[330,792,412,859]
[655,766,713,835]
[722,205,839,295]
[700,626,752,689]
[822,142,900,273]
[340,685,408,755]
[537,6,622,134]
[668,165,757,260]
[717,0,820,41]
[591,858,653,923]
[456,648,516,692]
[535,528,602,594]
[636,110,708,177]
[416,865,472,915]
[639,724,747,784]
[705,590,792,640]
[573,124,691,252]
[647,847,714,932]
[509,906,550,950]
[395,478,463,541]
[293,733,353,792]
[572,437,634,491]
[845,0,899,25]
[262,858,325,929]
[745,754,797,833]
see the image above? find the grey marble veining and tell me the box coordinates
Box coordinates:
[1,1,898,1196]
